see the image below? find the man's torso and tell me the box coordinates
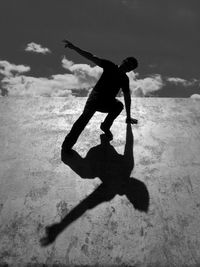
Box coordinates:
[88,60,129,101]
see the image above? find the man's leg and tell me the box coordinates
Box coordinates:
[99,99,124,139]
[62,107,95,150]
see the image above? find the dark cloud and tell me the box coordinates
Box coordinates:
[0,0,199,97]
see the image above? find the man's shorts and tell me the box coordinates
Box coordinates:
[84,91,121,113]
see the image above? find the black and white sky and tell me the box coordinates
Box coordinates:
[0,0,200,98]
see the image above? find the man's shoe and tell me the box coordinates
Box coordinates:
[100,123,113,140]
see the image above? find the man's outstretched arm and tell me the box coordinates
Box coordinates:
[124,90,138,124]
[63,39,103,66]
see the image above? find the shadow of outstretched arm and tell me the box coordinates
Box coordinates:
[40,183,115,246]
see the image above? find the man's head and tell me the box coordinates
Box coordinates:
[119,57,138,73]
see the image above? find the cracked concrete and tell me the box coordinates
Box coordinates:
[0,97,200,266]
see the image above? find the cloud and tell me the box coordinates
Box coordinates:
[0,60,30,77]
[1,57,165,97]
[0,59,74,97]
[63,57,164,97]
[0,60,31,96]
[25,42,51,54]
[190,94,200,100]
[61,58,74,69]
[1,75,73,97]
[167,77,194,87]
[0,57,102,97]
[62,57,102,87]
[129,73,164,96]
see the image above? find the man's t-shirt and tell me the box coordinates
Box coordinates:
[88,59,129,101]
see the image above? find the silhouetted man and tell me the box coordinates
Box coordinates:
[62,40,138,151]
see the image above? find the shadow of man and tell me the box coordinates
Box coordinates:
[40,124,149,246]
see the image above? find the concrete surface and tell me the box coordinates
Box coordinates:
[0,97,200,266]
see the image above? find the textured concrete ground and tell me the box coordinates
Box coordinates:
[0,97,200,266]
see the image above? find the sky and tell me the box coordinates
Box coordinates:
[0,0,200,98]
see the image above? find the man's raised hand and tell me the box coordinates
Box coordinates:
[62,40,75,49]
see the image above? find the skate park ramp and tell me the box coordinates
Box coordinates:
[0,97,200,266]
